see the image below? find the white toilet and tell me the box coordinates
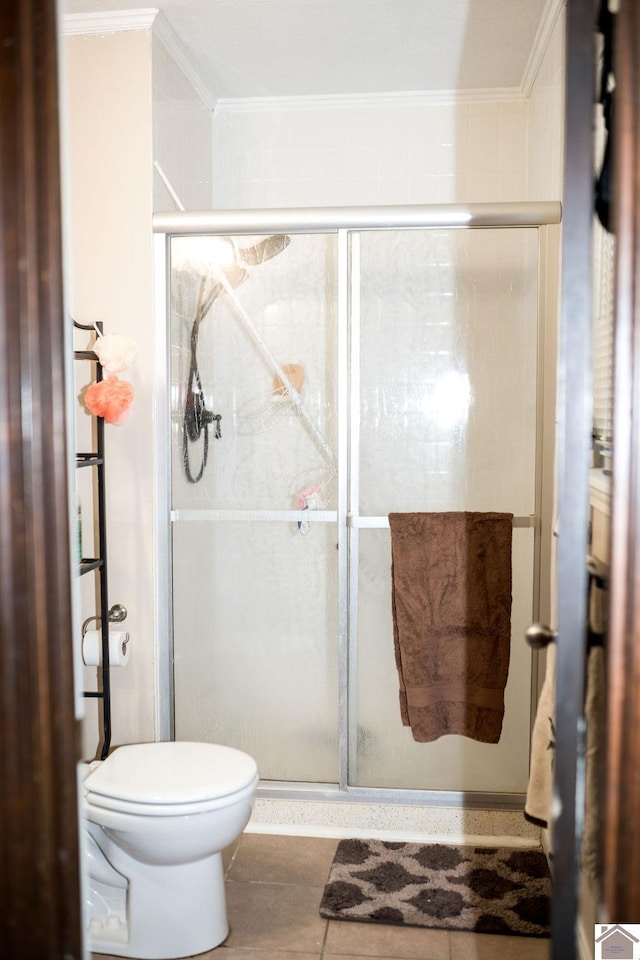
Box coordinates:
[82,740,258,959]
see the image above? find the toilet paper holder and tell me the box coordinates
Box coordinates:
[82,603,129,639]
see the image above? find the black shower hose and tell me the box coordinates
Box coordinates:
[182,280,222,484]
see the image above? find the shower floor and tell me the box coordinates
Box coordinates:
[92,833,548,960]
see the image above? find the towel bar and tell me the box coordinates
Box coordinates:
[352,514,536,529]
[171,510,536,528]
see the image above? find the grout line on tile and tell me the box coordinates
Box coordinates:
[319,911,330,958]
[226,877,329,888]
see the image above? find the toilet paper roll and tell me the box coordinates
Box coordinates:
[82,628,130,667]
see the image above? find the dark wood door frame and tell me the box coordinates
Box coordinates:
[0,1,82,957]
[604,0,640,922]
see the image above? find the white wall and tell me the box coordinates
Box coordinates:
[64,19,213,759]
[212,95,529,208]
[152,31,213,210]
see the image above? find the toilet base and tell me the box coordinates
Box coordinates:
[88,845,229,959]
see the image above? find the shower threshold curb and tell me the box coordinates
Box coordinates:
[247,797,541,848]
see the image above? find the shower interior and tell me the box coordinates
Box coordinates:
[161,207,552,808]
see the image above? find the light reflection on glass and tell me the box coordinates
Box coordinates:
[171,236,236,276]
[421,370,472,431]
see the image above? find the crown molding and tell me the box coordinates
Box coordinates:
[520,0,566,96]
[214,87,525,114]
[63,8,158,36]
[152,12,214,111]
[62,8,213,112]
[63,1,564,110]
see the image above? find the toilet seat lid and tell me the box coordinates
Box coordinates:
[84,742,258,805]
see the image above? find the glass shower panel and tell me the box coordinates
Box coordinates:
[354,228,539,792]
[355,527,534,792]
[171,233,338,511]
[172,518,339,782]
[169,223,542,795]
[357,229,538,515]
[171,233,339,783]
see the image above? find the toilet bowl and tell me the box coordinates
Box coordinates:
[82,741,258,960]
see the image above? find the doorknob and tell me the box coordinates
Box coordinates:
[525,623,557,649]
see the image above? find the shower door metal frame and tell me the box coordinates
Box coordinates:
[153,201,561,811]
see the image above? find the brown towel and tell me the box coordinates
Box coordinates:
[389,512,513,743]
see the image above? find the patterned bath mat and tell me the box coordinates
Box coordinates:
[319,839,551,937]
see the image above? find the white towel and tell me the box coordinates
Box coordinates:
[524,644,556,827]
[582,646,605,878]
[525,496,559,829]
[582,563,607,879]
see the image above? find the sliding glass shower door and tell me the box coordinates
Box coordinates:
[170,232,340,783]
[169,223,540,795]
[351,229,538,793]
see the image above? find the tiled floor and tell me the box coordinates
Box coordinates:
[94,833,550,960]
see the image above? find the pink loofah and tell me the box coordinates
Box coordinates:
[84,376,135,424]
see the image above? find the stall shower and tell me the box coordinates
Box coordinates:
[157,203,560,807]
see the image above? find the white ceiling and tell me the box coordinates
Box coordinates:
[63,0,552,102]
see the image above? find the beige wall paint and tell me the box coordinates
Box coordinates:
[66,30,157,756]
[64,19,215,758]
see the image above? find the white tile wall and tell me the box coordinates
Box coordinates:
[152,34,213,210]
[212,95,529,209]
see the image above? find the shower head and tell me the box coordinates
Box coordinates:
[173,233,291,290]
[235,234,291,266]
[212,234,292,290]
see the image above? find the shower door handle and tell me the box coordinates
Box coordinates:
[525,623,557,649]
